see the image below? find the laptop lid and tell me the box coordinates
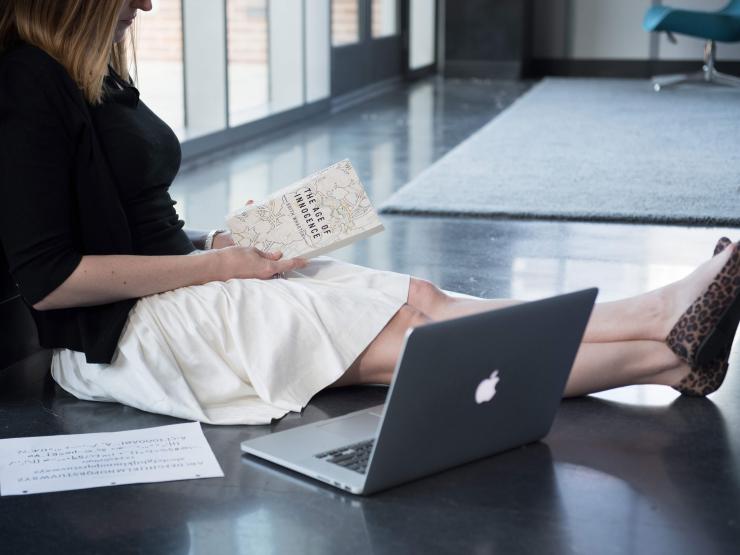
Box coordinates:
[362,288,597,494]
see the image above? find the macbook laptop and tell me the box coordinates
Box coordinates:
[241,288,597,495]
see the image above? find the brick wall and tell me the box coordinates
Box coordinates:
[135,1,372,63]
[136,0,182,62]
[135,0,268,64]
[228,0,268,64]
[371,0,397,38]
[332,0,359,45]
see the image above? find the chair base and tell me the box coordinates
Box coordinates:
[651,39,740,91]
[652,68,740,91]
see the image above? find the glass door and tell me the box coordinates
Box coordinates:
[331,0,403,96]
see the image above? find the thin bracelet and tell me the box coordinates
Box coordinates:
[204,229,227,250]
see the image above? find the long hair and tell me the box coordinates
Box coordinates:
[0,0,135,105]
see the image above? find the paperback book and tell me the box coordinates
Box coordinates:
[226,159,384,259]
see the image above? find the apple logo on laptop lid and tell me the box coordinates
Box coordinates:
[475,370,500,404]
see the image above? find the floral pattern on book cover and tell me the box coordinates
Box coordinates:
[228,160,380,259]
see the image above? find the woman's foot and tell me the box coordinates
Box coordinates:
[669,240,740,365]
[714,237,732,257]
[672,350,731,397]
[667,237,738,396]
[655,241,733,339]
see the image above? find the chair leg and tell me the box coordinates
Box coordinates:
[705,39,740,88]
[702,39,716,76]
[651,39,740,91]
[651,71,705,91]
[712,70,740,88]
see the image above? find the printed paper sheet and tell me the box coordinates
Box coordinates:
[0,422,223,496]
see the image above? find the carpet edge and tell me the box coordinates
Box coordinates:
[378,206,740,227]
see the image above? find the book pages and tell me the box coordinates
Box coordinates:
[227,159,384,259]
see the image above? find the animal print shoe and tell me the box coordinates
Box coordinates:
[714,237,732,256]
[670,239,738,396]
[672,344,730,397]
[666,240,740,367]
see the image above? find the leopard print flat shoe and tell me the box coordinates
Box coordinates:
[666,240,740,367]
[670,238,738,396]
[673,353,730,397]
[714,237,732,256]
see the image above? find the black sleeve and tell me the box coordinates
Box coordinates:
[0,60,83,305]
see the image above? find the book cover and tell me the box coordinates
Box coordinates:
[226,159,384,259]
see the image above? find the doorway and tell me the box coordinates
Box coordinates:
[330,0,404,97]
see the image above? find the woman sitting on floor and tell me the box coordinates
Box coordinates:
[0,0,738,425]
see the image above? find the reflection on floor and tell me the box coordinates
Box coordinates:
[172,77,532,228]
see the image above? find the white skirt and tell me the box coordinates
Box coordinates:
[51,256,410,425]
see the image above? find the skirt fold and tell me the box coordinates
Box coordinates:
[51,257,410,425]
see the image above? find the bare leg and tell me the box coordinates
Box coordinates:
[405,245,735,344]
[334,243,735,393]
[331,304,431,388]
[564,340,688,397]
[333,304,690,396]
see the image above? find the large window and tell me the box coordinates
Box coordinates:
[130,1,333,149]
[306,0,331,103]
[131,0,434,151]
[134,0,185,135]
[268,0,305,113]
[332,0,360,46]
[182,0,227,138]
[371,0,398,38]
[227,0,269,126]
[409,0,436,70]
[409,0,437,69]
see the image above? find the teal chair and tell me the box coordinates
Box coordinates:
[643,0,740,91]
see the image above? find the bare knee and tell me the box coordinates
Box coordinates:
[407,278,449,317]
[396,302,433,329]
[367,303,432,367]
[333,304,431,388]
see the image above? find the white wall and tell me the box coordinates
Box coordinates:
[269,0,305,113]
[305,0,330,103]
[374,0,398,37]
[410,0,436,70]
[532,0,740,61]
[571,0,651,59]
[183,0,227,138]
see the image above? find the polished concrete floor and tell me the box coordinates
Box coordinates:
[2,77,740,554]
[171,77,532,229]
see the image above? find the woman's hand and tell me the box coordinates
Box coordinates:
[212,246,307,281]
[212,231,235,249]
[209,198,305,281]
[211,199,254,249]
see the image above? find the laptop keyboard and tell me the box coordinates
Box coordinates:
[314,439,375,474]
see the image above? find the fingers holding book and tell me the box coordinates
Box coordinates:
[211,245,307,282]
[254,247,282,260]
[262,253,307,280]
[253,247,307,278]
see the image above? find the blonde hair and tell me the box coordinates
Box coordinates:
[0,0,136,105]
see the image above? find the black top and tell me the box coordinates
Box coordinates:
[92,69,193,256]
[0,42,193,363]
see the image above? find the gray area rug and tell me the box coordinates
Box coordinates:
[379,78,740,225]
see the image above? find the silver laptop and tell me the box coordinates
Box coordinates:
[241,288,597,495]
